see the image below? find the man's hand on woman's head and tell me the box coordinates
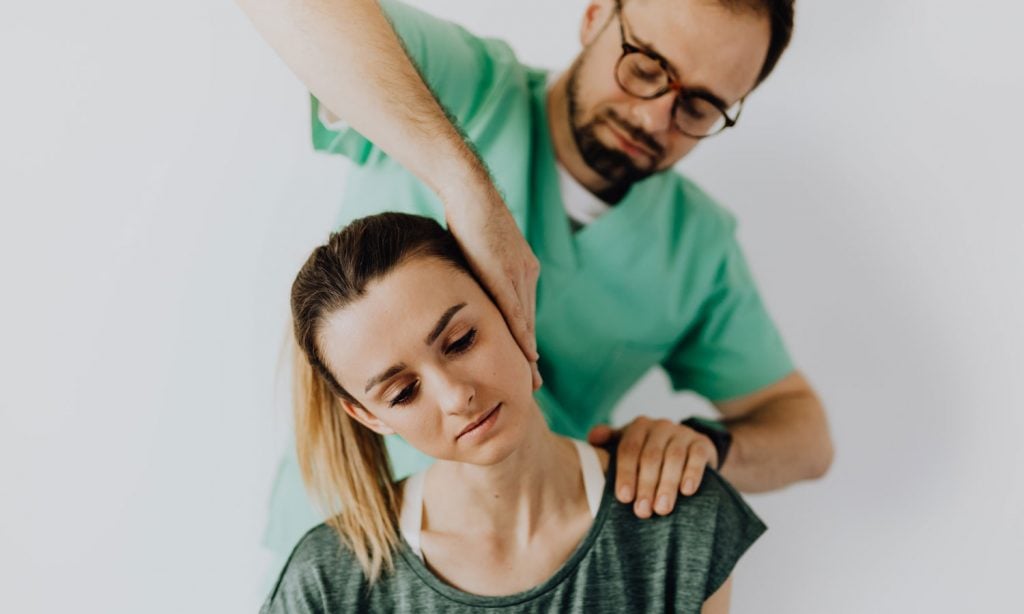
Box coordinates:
[588,417,719,519]
[444,181,543,390]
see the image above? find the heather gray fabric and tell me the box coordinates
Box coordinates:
[261,456,764,613]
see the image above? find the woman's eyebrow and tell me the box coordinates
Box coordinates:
[364,303,469,394]
[424,303,467,346]
[364,363,407,394]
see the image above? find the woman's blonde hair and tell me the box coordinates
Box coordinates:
[289,212,475,582]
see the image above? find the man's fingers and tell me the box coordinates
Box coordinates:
[492,282,536,363]
[653,438,688,515]
[445,193,539,363]
[517,253,540,357]
[498,248,539,359]
[587,424,616,445]
[530,361,543,390]
[614,418,651,505]
[459,216,539,364]
[613,421,647,504]
[680,439,713,496]
[494,270,538,364]
[632,421,673,519]
[515,272,539,361]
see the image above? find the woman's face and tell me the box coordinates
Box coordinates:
[318,256,537,466]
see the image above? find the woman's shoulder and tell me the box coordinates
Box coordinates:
[691,468,762,520]
[680,469,767,595]
[594,441,758,533]
[285,523,356,567]
[261,524,368,614]
[609,467,765,540]
[599,466,766,600]
[595,439,760,539]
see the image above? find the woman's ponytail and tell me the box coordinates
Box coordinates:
[288,213,474,582]
[292,336,399,582]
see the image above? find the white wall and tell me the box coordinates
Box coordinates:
[1,1,1020,612]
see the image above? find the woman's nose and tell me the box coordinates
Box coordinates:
[434,370,476,416]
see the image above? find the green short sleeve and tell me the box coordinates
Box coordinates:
[661,220,795,401]
[311,0,510,163]
[310,98,376,163]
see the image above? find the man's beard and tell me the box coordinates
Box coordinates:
[566,56,665,203]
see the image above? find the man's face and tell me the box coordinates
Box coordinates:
[567,0,771,195]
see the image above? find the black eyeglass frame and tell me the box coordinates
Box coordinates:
[612,1,744,139]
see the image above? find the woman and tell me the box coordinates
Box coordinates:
[262,213,765,613]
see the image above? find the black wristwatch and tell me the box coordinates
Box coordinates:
[681,417,732,471]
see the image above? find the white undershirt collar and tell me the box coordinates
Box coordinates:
[546,72,612,227]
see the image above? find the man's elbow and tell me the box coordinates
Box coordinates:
[805,419,835,480]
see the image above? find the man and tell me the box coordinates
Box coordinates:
[239,0,833,563]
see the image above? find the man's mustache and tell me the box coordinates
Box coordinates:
[603,109,665,158]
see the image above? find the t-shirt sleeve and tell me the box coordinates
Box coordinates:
[260,540,327,614]
[311,0,502,164]
[702,471,767,599]
[260,526,363,614]
[660,217,795,401]
[261,576,323,614]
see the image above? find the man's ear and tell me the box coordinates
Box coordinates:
[340,399,396,436]
[580,0,614,47]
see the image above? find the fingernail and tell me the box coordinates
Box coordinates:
[618,485,633,502]
[637,499,651,517]
[683,480,694,495]
[656,495,669,512]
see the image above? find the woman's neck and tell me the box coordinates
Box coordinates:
[421,415,586,544]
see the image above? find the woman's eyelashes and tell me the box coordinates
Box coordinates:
[386,328,478,407]
[388,380,419,407]
[445,328,477,356]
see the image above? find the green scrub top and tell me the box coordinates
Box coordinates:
[264,0,793,560]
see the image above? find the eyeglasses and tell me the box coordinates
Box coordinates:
[613,1,743,139]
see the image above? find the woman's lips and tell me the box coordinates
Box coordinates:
[457,403,502,441]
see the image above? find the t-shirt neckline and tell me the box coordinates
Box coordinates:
[394,444,619,607]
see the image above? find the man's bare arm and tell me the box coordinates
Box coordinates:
[716,371,834,492]
[235,0,542,386]
[236,0,475,194]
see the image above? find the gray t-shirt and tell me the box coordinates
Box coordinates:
[261,456,765,613]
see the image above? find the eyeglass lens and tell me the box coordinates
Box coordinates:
[616,53,730,137]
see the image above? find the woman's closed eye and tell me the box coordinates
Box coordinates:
[386,329,478,407]
[445,328,477,356]
[388,380,419,407]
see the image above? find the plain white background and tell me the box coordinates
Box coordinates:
[2,1,1021,612]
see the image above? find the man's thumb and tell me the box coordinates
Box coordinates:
[587,424,614,445]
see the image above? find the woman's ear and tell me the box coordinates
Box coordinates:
[580,0,614,47]
[340,399,396,436]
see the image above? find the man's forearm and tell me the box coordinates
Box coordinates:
[718,390,834,493]
[236,0,490,197]
[239,0,543,379]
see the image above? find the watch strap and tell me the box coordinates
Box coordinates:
[681,417,732,471]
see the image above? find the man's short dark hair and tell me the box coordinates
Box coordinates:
[718,0,795,85]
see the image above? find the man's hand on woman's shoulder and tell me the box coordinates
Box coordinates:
[588,417,719,519]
